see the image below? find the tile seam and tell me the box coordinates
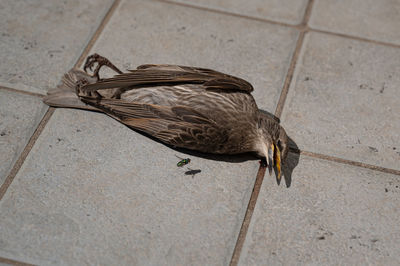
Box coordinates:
[74,0,121,68]
[0,108,54,201]
[311,28,400,49]
[0,85,45,99]
[274,29,306,118]
[0,256,36,266]
[156,0,400,50]
[290,148,400,176]
[230,1,315,264]
[155,0,297,28]
[0,0,120,201]
[230,165,267,266]
[274,0,314,118]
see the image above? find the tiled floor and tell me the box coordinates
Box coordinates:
[0,0,399,265]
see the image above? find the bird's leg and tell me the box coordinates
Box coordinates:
[76,78,102,99]
[111,87,128,99]
[83,53,123,80]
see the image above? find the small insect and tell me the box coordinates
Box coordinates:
[176,155,191,167]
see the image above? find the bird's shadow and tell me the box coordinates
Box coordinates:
[128,109,300,187]
[80,107,299,186]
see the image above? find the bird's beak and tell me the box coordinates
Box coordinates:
[274,143,281,181]
[267,144,274,175]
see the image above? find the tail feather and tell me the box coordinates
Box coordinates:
[43,68,99,111]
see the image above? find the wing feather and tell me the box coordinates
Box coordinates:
[79,96,228,149]
[81,64,253,93]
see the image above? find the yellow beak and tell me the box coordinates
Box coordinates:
[274,143,281,180]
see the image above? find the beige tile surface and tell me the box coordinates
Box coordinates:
[0,109,259,265]
[282,32,400,170]
[310,0,400,45]
[0,89,47,186]
[239,154,400,265]
[173,0,308,25]
[0,0,115,94]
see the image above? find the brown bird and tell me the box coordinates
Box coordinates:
[44,54,288,179]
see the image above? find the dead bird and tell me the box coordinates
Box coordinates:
[44,54,288,179]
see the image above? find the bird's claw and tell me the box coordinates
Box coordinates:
[83,53,100,75]
[83,53,123,80]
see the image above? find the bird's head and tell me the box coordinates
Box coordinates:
[256,114,288,180]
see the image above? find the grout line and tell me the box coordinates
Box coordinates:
[74,0,121,68]
[230,2,315,264]
[0,85,45,98]
[0,256,35,266]
[230,165,267,266]
[311,28,400,49]
[156,0,298,29]
[0,108,54,201]
[274,0,314,118]
[290,148,400,176]
[0,1,120,201]
[301,0,314,26]
[158,0,400,51]
[274,30,306,118]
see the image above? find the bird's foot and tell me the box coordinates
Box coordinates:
[83,53,123,80]
[76,78,102,100]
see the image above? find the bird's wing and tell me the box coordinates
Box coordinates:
[81,64,253,93]
[80,96,229,148]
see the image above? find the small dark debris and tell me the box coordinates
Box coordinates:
[385,188,388,192]
[393,147,396,150]
[177,26,186,32]
[317,236,325,240]
[388,74,392,79]
[304,77,311,81]
[210,34,217,39]
[379,83,385,93]
[350,246,353,249]
[350,235,360,239]
[359,84,373,90]
[57,138,62,142]
[76,129,81,132]
[227,39,234,42]
[368,146,378,152]
[370,239,379,243]
[0,131,6,136]
[396,185,399,189]
[348,61,353,66]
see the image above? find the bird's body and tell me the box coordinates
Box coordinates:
[44,54,288,178]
